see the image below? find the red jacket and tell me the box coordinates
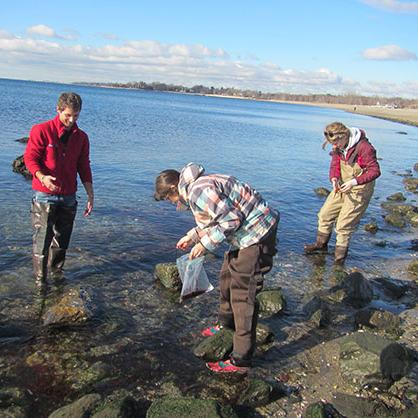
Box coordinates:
[329,131,380,185]
[24,115,92,195]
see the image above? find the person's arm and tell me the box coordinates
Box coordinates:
[329,152,341,183]
[355,142,381,185]
[83,182,94,216]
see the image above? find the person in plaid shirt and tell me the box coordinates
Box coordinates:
[155,163,279,373]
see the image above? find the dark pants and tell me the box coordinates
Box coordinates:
[31,193,77,281]
[218,222,278,366]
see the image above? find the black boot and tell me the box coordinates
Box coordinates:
[304,232,331,254]
[334,246,348,265]
[48,247,67,281]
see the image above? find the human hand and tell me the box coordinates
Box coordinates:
[331,178,340,193]
[189,243,206,259]
[42,175,59,193]
[340,179,357,193]
[176,235,192,250]
[84,195,94,217]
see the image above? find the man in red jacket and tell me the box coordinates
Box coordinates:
[24,92,94,285]
[304,121,380,264]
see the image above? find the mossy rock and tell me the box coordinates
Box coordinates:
[384,213,406,228]
[146,398,238,418]
[381,202,417,216]
[193,328,233,361]
[387,192,406,202]
[364,222,378,233]
[403,177,418,193]
[237,378,273,407]
[257,289,286,317]
[414,163,418,172]
[303,402,343,418]
[154,263,181,290]
[407,213,418,227]
[12,155,31,179]
[49,394,102,418]
[407,259,418,278]
[256,323,274,345]
[314,187,330,197]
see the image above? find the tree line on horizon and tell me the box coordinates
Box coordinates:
[78,81,418,108]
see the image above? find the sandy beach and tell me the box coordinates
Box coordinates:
[275,101,418,128]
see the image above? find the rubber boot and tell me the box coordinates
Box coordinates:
[334,246,348,265]
[48,204,77,280]
[304,232,331,254]
[31,201,55,285]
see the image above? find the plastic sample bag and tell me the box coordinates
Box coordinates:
[176,254,214,301]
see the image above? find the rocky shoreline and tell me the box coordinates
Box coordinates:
[3,141,417,418]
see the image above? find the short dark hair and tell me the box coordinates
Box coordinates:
[57,92,82,112]
[154,169,180,201]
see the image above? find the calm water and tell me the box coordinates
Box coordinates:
[0,78,417,415]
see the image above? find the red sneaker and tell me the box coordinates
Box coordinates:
[201,324,222,337]
[206,360,249,374]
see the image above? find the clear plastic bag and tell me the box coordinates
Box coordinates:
[176,254,214,301]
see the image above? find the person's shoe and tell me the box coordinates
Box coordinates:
[206,359,249,374]
[201,324,222,337]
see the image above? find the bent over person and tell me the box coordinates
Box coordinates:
[24,93,94,286]
[304,122,380,264]
[155,163,279,374]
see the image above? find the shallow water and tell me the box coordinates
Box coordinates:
[0,78,417,416]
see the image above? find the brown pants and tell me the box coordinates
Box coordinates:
[218,223,278,366]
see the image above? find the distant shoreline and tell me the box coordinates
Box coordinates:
[203,94,418,128]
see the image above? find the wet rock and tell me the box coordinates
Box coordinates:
[0,387,30,418]
[48,393,102,418]
[384,213,406,228]
[256,323,274,345]
[146,398,238,418]
[91,390,140,418]
[15,137,29,144]
[355,308,401,332]
[42,288,93,327]
[314,187,330,197]
[387,192,406,202]
[327,272,373,308]
[154,263,181,290]
[373,277,408,299]
[414,163,418,172]
[257,288,286,317]
[338,332,414,387]
[403,177,418,193]
[409,214,418,227]
[193,327,233,361]
[303,296,331,328]
[374,240,388,247]
[332,392,393,418]
[389,362,418,408]
[407,259,418,278]
[381,202,417,216]
[396,170,413,178]
[396,131,408,135]
[302,401,344,418]
[364,222,378,233]
[12,155,31,179]
[71,361,112,391]
[237,378,273,407]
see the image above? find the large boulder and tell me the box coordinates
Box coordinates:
[42,288,93,327]
[154,263,181,290]
[146,398,238,418]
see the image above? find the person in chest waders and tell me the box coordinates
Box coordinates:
[24,93,94,287]
[304,122,381,264]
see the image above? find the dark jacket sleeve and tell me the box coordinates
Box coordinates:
[24,125,46,176]
[356,141,381,185]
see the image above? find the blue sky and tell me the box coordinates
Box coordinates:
[0,0,417,97]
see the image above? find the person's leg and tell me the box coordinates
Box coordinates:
[334,185,374,263]
[31,200,56,284]
[217,251,235,329]
[305,192,343,253]
[48,197,77,279]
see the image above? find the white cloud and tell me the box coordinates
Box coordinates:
[26,24,77,40]
[0,29,417,97]
[362,0,418,14]
[362,44,417,60]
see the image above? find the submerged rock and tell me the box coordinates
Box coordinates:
[12,155,31,179]
[15,137,29,144]
[42,288,93,327]
[387,192,406,202]
[407,259,418,278]
[414,163,418,172]
[90,390,139,418]
[384,213,406,228]
[154,263,181,290]
[303,401,344,418]
[146,398,238,418]
[0,387,30,418]
[257,288,286,317]
[314,187,330,197]
[303,296,331,328]
[48,394,102,418]
[381,202,417,216]
[373,277,409,299]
